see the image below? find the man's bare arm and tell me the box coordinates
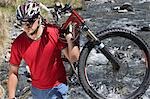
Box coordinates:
[62,33,80,63]
[8,64,19,99]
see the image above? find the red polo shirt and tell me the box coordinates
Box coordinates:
[10,24,67,89]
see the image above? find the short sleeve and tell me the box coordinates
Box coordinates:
[9,43,22,66]
[53,25,67,50]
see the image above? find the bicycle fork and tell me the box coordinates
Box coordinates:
[95,43,120,71]
[82,25,121,71]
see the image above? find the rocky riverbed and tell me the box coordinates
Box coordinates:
[1,0,150,99]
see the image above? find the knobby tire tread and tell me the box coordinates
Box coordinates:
[78,28,150,99]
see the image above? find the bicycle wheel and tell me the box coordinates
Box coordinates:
[78,28,150,99]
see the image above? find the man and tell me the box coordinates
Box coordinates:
[8,1,80,99]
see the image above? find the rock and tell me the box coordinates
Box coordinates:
[107,18,140,32]
[0,85,5,99]
[113,6,120,10]
[118,9,128,13]
[120,3,134,12]
[140,26,150,31]
[87,49,109,65]
[113,2,134,13]
[139,0,150,3]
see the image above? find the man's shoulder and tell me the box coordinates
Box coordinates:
[45,24,60,33]
[45,24,60,30]
[12,32,26,44]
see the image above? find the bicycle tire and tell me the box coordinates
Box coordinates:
[78,28,150,99]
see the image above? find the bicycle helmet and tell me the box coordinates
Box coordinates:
[16,2,40,22]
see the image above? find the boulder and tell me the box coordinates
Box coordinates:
[120,2,134,11]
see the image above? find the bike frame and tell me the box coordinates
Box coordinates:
[60,7,121,71]
[61,9,99,41]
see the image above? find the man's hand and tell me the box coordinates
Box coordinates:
[65,33,73,41]
[62,32,79,63]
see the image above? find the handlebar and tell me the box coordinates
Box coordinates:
[53,4,72,15]
[49,3,73,24]
[61,4,72,13]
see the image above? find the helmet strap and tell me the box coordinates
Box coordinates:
[30,18,41,35]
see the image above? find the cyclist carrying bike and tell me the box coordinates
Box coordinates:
[8,1,80,99]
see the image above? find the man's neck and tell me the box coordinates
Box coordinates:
[33,25,44,40]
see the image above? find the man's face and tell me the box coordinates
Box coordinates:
[21,16,40,39]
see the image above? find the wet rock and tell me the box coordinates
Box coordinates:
[68,86,90,99]
[139,0,150,3]
[87,49,109,65]
[107,18,141,32]
[140,25,150,31]
[120,3,133,11]
[143,86,150,98]
[94,0,116,3]
[113,2,134,13]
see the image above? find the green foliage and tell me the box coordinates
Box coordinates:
[0,0,54,14]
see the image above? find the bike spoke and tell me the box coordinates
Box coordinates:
[84,36,147,98]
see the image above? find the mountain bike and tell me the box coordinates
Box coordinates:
[52,4,150,99]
